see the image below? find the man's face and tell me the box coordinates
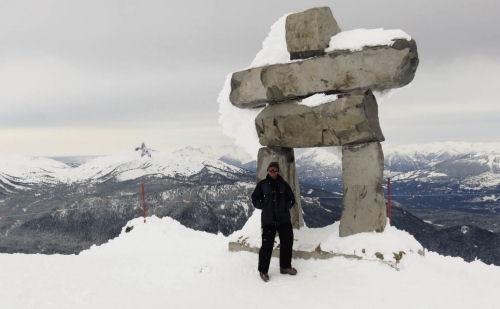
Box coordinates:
[267,168,279,180]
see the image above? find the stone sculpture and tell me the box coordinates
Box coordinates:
[229,7,419,235]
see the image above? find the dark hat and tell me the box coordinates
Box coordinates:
[267,162,279,170]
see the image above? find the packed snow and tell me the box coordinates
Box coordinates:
[217,14,290,159]
[249,14,290,67]
[217,74,263,159]
[231,211,424,262]
[1,215,498,309]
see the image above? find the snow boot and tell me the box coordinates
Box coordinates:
[280,267,297,275]
[259,272,270,282]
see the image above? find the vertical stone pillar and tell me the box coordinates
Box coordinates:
[340,142,386,237]
[256,146,304,228]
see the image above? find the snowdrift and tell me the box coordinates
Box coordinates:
[1,215,499,309]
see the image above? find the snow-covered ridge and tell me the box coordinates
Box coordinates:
[295,142,500,168]
[0,154,70,186]
[0,144,246,188]
[173,145,253,164]
[383,142,500,156]
[3,141,500,190]
[295,147,342,168]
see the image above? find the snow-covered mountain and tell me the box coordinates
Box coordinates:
[0,144,256,254]
[0,143,248,191]
[384,142,500,188]
[1,142,499,266]
[294,142,500,186]
[173,144,254,164]
[211,142,500,195]
[0,155,70,193]
[67,143,247,183]
[211,142,500,233]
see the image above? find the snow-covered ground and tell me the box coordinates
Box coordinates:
[1,215,498,309]
[231,211,424,262]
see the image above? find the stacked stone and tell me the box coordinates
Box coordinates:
[229,7,418,235]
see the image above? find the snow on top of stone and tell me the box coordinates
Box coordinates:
[249,14,290,67]
[218,15,292,159]
[325,28,411,52]
[298,93,339,107]
[217,75,262,159]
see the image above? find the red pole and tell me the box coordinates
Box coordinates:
[142,183,146,223]
[387,178,391,225]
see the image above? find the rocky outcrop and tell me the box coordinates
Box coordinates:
[340,142,387,236]
[255,90,384,147]
[286,7,341,60]
[256,147,304,228]
[230,39,418,108]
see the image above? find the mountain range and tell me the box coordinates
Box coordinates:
[0,142,499,265]
[213,142,500,232]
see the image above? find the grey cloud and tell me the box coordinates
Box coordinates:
[1,0,499,152]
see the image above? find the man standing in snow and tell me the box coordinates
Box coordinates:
[251,162,297,282]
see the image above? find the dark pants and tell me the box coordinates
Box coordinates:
[258,222,293,273]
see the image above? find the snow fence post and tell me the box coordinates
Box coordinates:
[387,178,391,225]
[142,183,146,223]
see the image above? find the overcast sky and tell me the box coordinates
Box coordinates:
[1,0,499,155]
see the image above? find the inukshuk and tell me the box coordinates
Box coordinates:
[230,7,418,236]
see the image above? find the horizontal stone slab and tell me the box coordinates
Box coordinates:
[255,91,384,147]
[230,39,418,108]
[286,7,341,60]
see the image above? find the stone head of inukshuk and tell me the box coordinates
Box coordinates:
[229,7,419,236]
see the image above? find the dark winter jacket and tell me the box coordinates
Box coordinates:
[251,174,295,226]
